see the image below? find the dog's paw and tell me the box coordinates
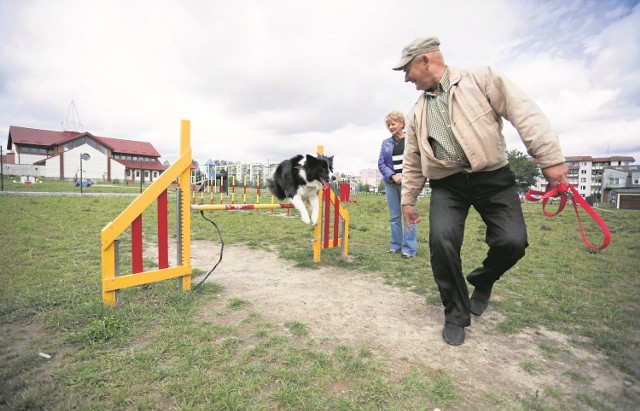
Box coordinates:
[301,215,312,224]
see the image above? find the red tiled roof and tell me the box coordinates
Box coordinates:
[610,156,636,162]
[565,156,593,161]
[96,135,160,157]
[7,126,161,157]
[115,159,168,171]
[8,126,80,149]
[565,155,636,163]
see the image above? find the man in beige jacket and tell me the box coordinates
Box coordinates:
[393,36,568,345]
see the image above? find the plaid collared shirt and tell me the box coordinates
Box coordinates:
[425,69,469,164]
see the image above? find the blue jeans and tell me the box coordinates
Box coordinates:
[384,181,417,256]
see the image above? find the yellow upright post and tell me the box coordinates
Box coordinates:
[231,176,236,203]
[101,242,117,305]
[178,120,192,290]
[256,177,260,203]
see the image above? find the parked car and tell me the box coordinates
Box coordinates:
[75,179,92,187]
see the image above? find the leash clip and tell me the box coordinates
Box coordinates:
[556,182,570,196]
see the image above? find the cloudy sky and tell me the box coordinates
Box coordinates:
[1,0,639,175]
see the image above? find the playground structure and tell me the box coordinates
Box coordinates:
[101,120,350,306]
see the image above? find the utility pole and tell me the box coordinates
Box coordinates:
[80,153,90,194]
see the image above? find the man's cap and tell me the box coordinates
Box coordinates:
[392,36,440,71]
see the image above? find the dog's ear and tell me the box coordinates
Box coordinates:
[305,154,317,164]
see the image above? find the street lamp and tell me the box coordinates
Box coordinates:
[80,153,90,194]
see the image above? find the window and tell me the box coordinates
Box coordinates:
[634,178,639,184]
[580,178,586,183]
[580,186,586,190]
[63,142,72,151]
[580,170,587,174]
[73,137,86,148]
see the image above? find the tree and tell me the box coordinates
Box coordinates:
[507,149,540,193]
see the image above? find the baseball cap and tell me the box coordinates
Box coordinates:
[392,36,440,70]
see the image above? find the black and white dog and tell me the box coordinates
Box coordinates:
[267,154,335,224]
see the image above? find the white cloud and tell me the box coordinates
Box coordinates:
[1,0,638,176]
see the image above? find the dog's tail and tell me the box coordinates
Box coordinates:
[266,178,286,200]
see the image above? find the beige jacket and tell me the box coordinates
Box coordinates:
[401,65,565,206]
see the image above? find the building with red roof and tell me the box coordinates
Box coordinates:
[5,125,167,183]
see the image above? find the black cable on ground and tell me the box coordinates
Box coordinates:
[191,210,224,291]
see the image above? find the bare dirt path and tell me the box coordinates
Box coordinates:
[159,240,638,408]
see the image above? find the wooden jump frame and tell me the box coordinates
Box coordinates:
[101,120,349,306]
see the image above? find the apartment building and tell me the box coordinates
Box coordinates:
[565,156,635,198]
[531,155,635,197]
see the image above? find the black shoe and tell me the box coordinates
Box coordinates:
[442,323,465,346]
[470,287,492,316]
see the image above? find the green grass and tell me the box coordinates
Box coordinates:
[1,192,638,410]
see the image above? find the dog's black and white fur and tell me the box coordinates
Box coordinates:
[267,154,335,224]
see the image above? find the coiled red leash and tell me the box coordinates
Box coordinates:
[525,183,611,250]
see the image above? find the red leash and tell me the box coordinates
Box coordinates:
[525,183,611,250]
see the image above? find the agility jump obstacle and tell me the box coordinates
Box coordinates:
[101,120,349,306]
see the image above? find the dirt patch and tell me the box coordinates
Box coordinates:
[152,240,639,408]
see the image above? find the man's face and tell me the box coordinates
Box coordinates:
[403,55,434,91]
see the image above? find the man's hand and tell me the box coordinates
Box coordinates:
[403,205,420,231]
[541,163,569,191]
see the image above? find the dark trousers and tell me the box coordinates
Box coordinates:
[428,166,528,327]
